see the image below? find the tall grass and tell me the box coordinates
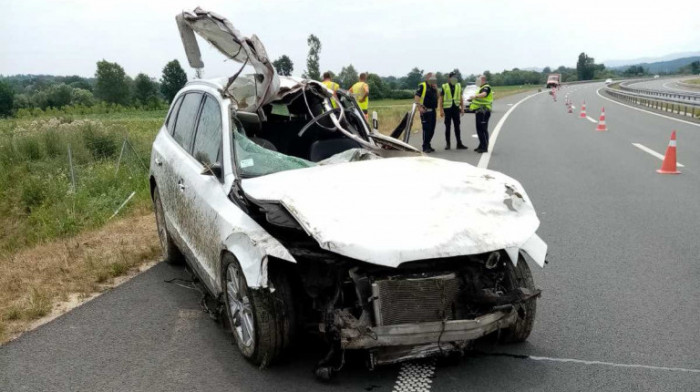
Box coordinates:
[0,113,163,256]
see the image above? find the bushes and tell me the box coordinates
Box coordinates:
[0,115,157,254]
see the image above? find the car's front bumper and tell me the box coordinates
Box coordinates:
[340,309,517,350]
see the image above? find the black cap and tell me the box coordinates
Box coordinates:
[448,71,457,78]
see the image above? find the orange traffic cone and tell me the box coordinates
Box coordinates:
[579,101,586,118]
[596,107,607,131]
[657,131,681,174]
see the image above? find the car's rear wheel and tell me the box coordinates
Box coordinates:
[498,256,537,343]
[153,186,183,265]
[222,253,296,367]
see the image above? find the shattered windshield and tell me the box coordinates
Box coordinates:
[232,126,315,178]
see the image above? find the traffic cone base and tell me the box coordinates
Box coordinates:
[657,131,681,174]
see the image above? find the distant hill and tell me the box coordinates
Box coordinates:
[609,56,700,73]
[604,51,700,68]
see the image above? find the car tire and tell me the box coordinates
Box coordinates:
[222,253,296,367]
[153,186,183,265]
[498,256,537,343]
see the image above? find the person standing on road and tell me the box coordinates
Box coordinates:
[414,73,439,153]
[468,75,493,153]
[321,71,340,108]
[439,71,467,150]
[350,73,370,118]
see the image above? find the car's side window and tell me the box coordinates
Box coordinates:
[192,95,223,167]
[165,95,184,134]
[172,92,202,153]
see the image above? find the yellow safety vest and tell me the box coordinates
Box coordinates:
[469,84,493,111]
[322,80,339,108]
[442,83,462,108]
[418,82,427,105]
[350,81,369,110]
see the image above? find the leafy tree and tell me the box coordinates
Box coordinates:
[366,73,389,99]
[403,67,424,89]
[272,55,294,76]
[542,66,552,74]
[71,88,95,106]
[576,52,596,81]
[160,60,188,103]
[134,73,158,106]
[94,60,131,105]
[691,61,700,75]
[338,64,359,89]
[304,34,322,81]
[0,80,14,117]
[46,83,73,108]
[483,70,492,81]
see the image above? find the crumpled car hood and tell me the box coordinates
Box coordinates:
[241,156,546,267]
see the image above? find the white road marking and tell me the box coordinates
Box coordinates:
[478,91,545,169]
[507,103,513,106]
[527,355,700,374]
[596,87,700,128]
[471,134,478,138]
[632,143,685,167]
[585,116,598,123]
[392,359,436,392]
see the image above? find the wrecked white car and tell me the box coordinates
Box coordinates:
[149,8,548,379]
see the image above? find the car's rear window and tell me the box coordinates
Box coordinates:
[172,93,202,153]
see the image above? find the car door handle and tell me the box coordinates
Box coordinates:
[177,180,186,191]
[154,156,163,166]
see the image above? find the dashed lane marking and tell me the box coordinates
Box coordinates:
[632,143,685,167]
[527,355,700,373]
[585,115,598,123]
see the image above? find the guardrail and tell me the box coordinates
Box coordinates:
[618,80,700,102]
[603,87,700,119]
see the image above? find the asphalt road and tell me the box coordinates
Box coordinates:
[2,84,699,391]
[626,76,700,95]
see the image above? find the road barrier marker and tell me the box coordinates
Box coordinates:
[657,131,681,174]
[595,108,607,131]
[632,143,684,167]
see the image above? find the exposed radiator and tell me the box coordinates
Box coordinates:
[371,273,460,326]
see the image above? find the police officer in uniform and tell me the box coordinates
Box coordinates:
[321,71,339,108]
[350,73,370,118]
[468,75,494,153]
[439,71,467,150]
[414,73,439,153]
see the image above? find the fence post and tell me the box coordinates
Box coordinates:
[114,138,127,177]
[67,144,76,192]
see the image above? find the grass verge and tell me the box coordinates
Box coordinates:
[0,214,160,343]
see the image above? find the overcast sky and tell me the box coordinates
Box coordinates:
[2,0,698,80]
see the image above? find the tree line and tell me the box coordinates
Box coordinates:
[0,59,189,117]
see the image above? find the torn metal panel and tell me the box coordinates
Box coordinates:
[241,156,543,267]
[177,7,280,112]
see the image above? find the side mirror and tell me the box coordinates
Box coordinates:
[201,162,222,178]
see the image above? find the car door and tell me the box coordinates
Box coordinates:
[158,91,203,254]
[175,93,229,287]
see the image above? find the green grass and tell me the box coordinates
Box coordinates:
[0,111,163,256]
[684,78,700,85]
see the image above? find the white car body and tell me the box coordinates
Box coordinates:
[150,7,548,375]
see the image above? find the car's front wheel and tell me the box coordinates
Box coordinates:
[498,256,537,343]
[222,253,296,367]
[153,185,183,265]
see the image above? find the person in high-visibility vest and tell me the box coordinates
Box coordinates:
[438,71,466,150]
[321,72,340,109]
[468,75,494,153]
[414,72,439,153]
[350,73,370,117]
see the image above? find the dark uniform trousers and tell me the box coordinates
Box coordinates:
[444,106,462,146]
[475,109,491,151]
[421,110,436,151]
